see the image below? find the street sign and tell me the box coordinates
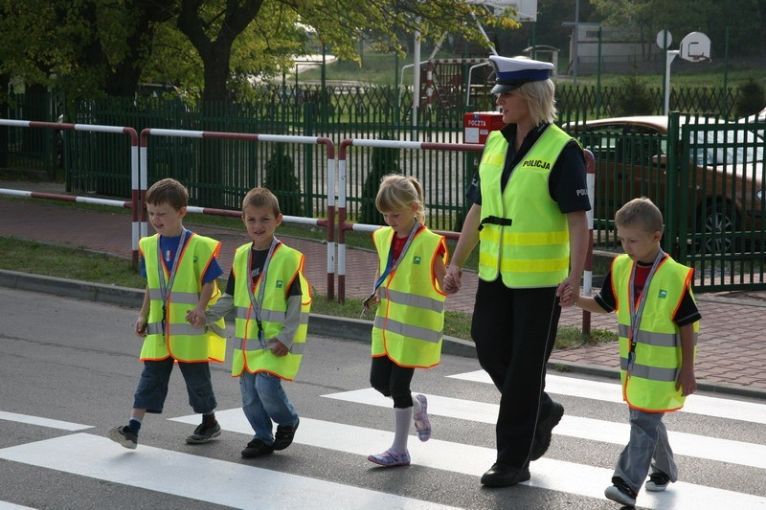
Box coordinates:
[680,31,711,62]
[656,29,673,49]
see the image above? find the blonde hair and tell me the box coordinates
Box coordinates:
[375,174,425,224]
[242,187,281,217]
[146,178,188,210]
[514,79,557,125]
[615,197,664,234]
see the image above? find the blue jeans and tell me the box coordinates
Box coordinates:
[240,372,298,444]
[133,358,216,414]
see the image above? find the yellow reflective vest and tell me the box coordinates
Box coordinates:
[478,125,573,288]
[612,254,699,412]
[231,242,312,380]
[371,226,447,368]
[139,233,226,363]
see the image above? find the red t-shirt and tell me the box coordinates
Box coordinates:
[390,226,445,261]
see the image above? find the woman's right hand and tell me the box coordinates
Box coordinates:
[443,265,462,294]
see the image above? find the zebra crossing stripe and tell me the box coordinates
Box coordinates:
[448,370,766,425]
[172,409,766,510]
[0,410,91,431]
[0,433,460,510]
[0,502,37,510]
[323,388,766,470]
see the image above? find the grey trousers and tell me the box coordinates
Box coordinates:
[614,409,678,493]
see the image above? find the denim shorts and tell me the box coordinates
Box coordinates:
[133,358,217,414]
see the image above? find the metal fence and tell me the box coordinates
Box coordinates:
[2,85,764,291]
[570,112,766,291]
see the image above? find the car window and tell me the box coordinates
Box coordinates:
[692,129,765,166]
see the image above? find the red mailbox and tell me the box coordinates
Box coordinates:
[463,111,505,144]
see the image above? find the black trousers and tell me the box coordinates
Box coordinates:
[471,278,561,468]
[369,355,415,408]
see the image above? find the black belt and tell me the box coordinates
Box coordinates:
[478,216,513,231]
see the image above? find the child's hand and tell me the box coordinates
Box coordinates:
[556,277,579,307]
[269,339,289,357]
[676,365,697,396]
[186,308,206,328]
[443,265,462,294]
[135,315,148,337]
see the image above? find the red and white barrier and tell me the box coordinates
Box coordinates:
[0,119,140,266]
[139,128,337,298]
[581,148,596,335]
[337,138,483,303]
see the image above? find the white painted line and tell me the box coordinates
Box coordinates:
[0,411,92,431]
[172,409,766,510]
[448,370,766,425]
[0,433,458,510]
[323,389,766,470]
[0,502,37,510]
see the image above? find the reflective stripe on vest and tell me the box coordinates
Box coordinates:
[371,226,447,368]
[231,242,311,380]
[148,289,198,304]
[139,234,226,363]
[478,126,573,288]
[612,254,699,411]
[617,324,698,347]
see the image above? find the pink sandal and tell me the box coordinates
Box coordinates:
[414,394,431,442]
[367,448,411,467]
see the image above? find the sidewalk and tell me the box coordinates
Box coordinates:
[2,180,765,397]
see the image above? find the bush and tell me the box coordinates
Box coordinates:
[360,135,400,225]
[733,79,765,118]
[610,75,655,116]
[264,144,302,216]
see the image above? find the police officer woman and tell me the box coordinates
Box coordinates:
[443,55,590,488]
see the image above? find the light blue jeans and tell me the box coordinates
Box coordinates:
[614,409,678,494]
[240,372,299,444]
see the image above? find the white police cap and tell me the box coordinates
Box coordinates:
[489,55,554,94]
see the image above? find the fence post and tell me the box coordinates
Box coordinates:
[665,111,681,259]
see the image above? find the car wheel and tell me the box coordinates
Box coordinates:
[697,200,739,254]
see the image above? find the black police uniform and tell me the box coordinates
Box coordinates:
[467,122,590,469]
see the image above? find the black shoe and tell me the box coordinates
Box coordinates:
[186,421,221,444]
[273,418,299,451]
[241,438,275,458]
[108,425,138,450]
[645,471,671,492]
[530,402,565,460]
[480,463,531,488]
[605,477,637,507]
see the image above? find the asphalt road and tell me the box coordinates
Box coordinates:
[1,288,765,510]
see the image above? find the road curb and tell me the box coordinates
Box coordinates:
[2,269,764,401]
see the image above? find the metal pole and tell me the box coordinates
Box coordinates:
[723,26,730,117]
[664,50,678,115]
[661,30,669,113]
[573,0,580,84]
[596,26,602,116]
[413,30,421,129]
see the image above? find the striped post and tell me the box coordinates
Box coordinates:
[582,148,596,335]
[139,128,336,299]
[0,119,140,267]
[337,138,483,303]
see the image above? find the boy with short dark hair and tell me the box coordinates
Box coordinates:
[190,187,311,458]
[568,197,700,507]
[108,177,226,449]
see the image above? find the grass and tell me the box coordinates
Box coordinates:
[294,52,764,88]
[0,226,616,348]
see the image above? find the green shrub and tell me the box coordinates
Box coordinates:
[360,135,400,224]
[733,78,765,118]
[264,143,302,216]
[610,75,655,116]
